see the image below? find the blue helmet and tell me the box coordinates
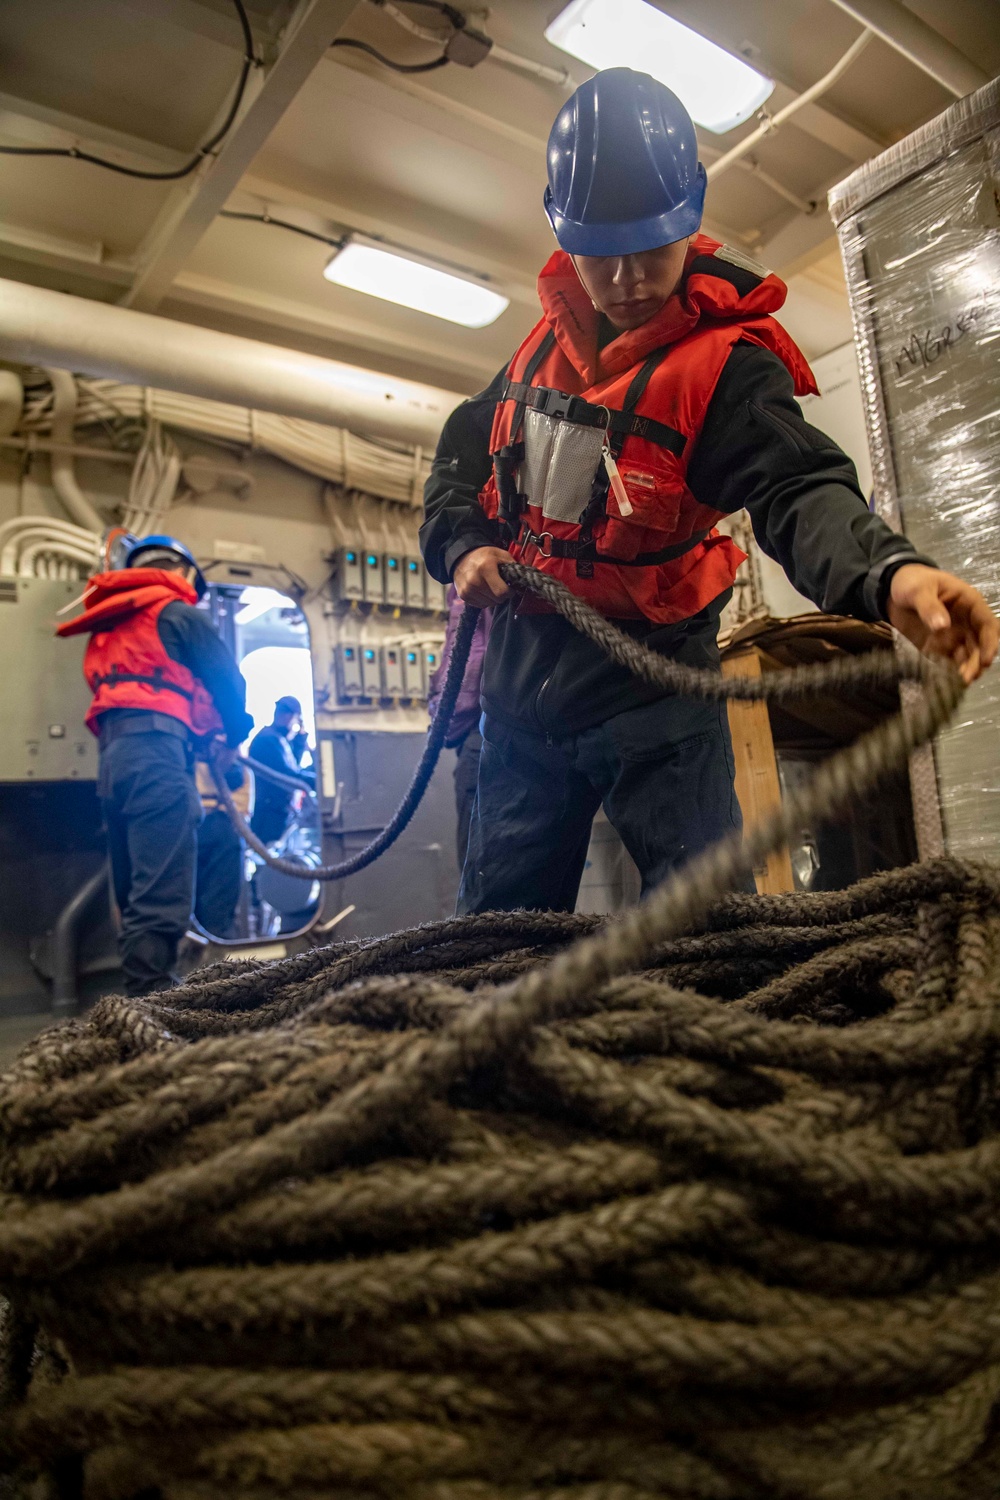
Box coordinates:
[544,68,706,257]
[114,532,207,599]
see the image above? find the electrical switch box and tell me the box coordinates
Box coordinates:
[381,643,405,697]
[404,555,426,609]
[360,642,383,698]
[424,571,447,613]
[362,549,385,604]
[420,641,442,695]
[332,545,364,602]
[401,643,425,699]
[336,641,363,699]
[383,552,406,607]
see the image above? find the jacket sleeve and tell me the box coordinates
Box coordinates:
[158,602,255,747]
[686,341,936,620]
[419,367,507,583]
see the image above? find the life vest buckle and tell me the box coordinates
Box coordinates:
[539,391,579,422]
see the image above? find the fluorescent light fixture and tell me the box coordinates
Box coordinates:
[324,239,509,328]
[544,0,774,134]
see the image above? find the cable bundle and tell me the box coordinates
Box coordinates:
[2,855,1000,1499]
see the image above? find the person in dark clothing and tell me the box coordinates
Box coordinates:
[58,534,253,994]
[248,696,315,846]
[420,69,998,917]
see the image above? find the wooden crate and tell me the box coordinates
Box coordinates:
[722,645,795,895]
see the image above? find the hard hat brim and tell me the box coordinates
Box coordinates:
[544,165,706,258]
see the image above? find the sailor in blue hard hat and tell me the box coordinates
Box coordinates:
[422,67,997,916]
[58,531,253,992]
[115,532,208,598]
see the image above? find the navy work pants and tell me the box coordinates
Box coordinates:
[194,808,243,940]
[453,727,483,871]
[99,729,202,995]
[458,696,743,915]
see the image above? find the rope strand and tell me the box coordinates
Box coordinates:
[3,563,999,1498]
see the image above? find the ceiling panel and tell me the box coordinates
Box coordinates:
[0,0,997,387]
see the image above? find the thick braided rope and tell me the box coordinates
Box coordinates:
[2,853,1000,1497]
[4,569,1000,1499]
[212,603,482,880]
[219,562,953,879]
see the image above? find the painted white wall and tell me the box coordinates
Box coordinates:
[721,337,876,625]
[800,340,873,498]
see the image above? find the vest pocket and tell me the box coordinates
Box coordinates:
[598,458,684,560]
[521,410,606,525]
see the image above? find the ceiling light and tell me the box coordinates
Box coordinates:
[544,0,774,134]
[323,239,509,328]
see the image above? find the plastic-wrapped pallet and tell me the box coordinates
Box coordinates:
[829,76,1000,860]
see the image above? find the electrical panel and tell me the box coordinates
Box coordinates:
[331,544,365,603]
[420,641,442,694]
[362,549,385,605]
[424,573,448,612]
[383,552,406,607]
[0,578,98,782]
[336,638,363,699]
[401,642,425,699]
[360,641,383,698]
[381,643,405,697]
[404,555,426,609]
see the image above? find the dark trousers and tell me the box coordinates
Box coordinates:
[453,728,483,870]
[194,808,243,939]
[458,695,743,915]
[99,730,202,996]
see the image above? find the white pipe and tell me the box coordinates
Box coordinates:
[827,0,988,97]
[18,539,99,577]
[2,527,100,576]
[488,44,570,87]
[0,369,23,437]
[0,516,100,573]
[44,368,105,534]
[0,280,465,448]
[0,435,134,464]
[707,29,874,183]
[382,3,570,86]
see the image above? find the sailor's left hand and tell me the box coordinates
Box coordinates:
[887,564,999,684]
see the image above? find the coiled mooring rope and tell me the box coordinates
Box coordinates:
[2,857,1000,1498]
[3,563,999,1499]
[217,561,957,881]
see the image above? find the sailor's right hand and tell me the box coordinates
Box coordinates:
[210,738,238,774]
[453,546,514,608]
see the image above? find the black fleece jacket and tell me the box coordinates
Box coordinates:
[420,340,934,737]
[158,601,254,747]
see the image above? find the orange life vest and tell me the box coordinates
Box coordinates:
[480,235,818,625]
[56,568,223,738]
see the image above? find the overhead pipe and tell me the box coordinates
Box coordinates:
[827,0,988,97]
[707,29,874,185]
[0,279,465,449]
[44,368,105,533]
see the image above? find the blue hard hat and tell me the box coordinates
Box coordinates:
[121,533,207,599]
[544,68,706,257]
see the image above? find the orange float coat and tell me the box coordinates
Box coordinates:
[479,235,818,625]
[56,568,223,738]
